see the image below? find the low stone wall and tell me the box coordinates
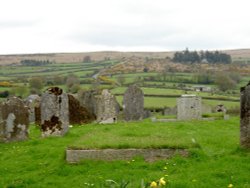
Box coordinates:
[66,148,189,163]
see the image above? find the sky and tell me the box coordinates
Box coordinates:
[0,0,250,54]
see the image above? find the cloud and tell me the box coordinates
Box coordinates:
[0,20,38,29]
[0,0,250,54]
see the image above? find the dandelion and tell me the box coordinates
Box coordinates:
[159,177,166,186]
[164,174,168,177]
[163,166,168,170]
[150,181,157,188]
[228,184,233,188]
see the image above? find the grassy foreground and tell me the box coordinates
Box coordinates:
[0,117,249,188]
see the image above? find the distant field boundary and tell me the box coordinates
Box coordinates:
[114,94,240,102]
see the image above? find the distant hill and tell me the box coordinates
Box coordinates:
[0,51,173,65]
[0,49,250,65]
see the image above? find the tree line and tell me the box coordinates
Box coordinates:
[172,49,232,64]
[20,59,52,66]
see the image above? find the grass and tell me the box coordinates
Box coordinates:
[0,117,250,187]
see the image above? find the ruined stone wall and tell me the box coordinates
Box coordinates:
[123,85,144,121]
[40,87,69,137]
[177,95,202,120]
[0,97,29,142]
[240,83,250,148]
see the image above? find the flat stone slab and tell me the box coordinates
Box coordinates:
[66,148,188,163]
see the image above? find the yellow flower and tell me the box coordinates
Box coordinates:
[150,181,157,188]
[159,177,166,186]
[228,184,233,188]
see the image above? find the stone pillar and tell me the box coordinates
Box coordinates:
[240,83,250,148]
[123,85,144,121]
[0,97,29,142]
[177,95,202,120]
[96,89,120,124]
[24,94,41,123]
[40,87,69,137]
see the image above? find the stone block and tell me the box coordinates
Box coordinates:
[0,97,29,142]
[177,95,202,120]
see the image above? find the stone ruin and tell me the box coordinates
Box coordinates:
[240,83,250,148]
[24,94,41,123]
[95,89,120,124]
[215,104,227,113]
[0,97,29,142]
[40,87,69,137]
[123,85,144,121]
[68,94,95,125]
[177,95,202,120]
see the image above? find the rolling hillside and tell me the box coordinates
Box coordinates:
[0,49,250,65]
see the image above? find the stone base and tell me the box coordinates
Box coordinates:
[66,148,188,163]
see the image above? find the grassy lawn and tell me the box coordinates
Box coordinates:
[0,117,249,187]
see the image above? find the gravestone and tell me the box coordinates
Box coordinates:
[0,97,29,142]
[123,85,144,121]
[78,90,98,117]
[40,87,69,137]
[240,83,250,148]
[95,89,120,123]
[177,95,202,120]
[68,94,95,125]
[24,94,41,123]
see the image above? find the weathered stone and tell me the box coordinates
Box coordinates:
[123,85,144,121]
[66,148,189,163]
[215,104,227,113]
[162,106,177,116]
[95,89,120,123]
[0,97,29,142]
[143,110,151,119]
[177,95,202,120]
[24,94,41,123]
[68,94,95,125]
[40,87,69,137]
[240,83,250,148]
[78,90,99,116]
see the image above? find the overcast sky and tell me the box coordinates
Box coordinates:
[0,0,250,54]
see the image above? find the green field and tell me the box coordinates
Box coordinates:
[1,117,249,187]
